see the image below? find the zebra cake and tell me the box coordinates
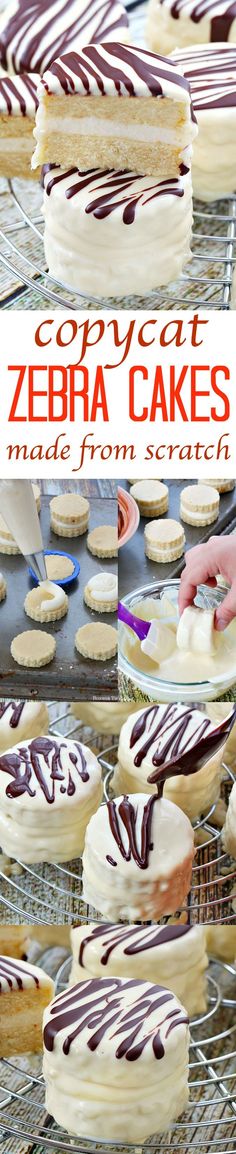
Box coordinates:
[0,735,103,862]
[0,699,49,752]
[32,43,196,179]
[114,703,224,819]
[146,0,236,55]
[42,164,192,296]
[82,790,195,920]
[43,975,190,1141]
[0,0,129,74]
[70,922,208,1016]
[173,44,236,200]
[0,71,39,178]
[0,955,54,1056]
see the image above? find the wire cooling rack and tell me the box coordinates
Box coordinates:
[0,701,235,925]
[0,0,236,310]
[0,953,235,1154]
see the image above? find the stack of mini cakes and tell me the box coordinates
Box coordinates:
[31,42,197,296]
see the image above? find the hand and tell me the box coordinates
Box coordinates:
[179,536,236,631]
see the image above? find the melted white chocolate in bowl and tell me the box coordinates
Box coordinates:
[121,595,236,686]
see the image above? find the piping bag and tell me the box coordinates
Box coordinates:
[0,480,47,582]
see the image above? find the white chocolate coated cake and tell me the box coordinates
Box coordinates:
[0,0,129,74]
[0,699,49,753]
[70,701,137,734]
[33,44,196,179]
[146,0,236,56]
[43,975,190,1141]
[82,792,195,920]
[0,735,103,862]
[42,165,192,296]
[173,44,236,201]
[114,704,224,819]
[0,71,39,178]
[70,922,208,1016]
[0,955,54,1056]
[222,780,236,859]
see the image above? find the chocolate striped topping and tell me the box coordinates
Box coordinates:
[160,0,236,42]
[107,794,158,868]
[173,45,236,109]
[0,736,90,804]
[44,976,188,1056]
[42,41,192,98]
[0,701,25,727]
[0,956,40,991]
[78,923,191,968]
[0,72,38,114]
[44,167,187,225]
[129,704,212,767]
[0,0,128,74]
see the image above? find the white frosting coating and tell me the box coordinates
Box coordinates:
[0,71,39,114]
[86,573,118,602]
[0,736,103,862]
[222,780,236,858]
[0,0,129,74]
[177,606,216,655]
[0,954,53,993]
[40,42,193,101]
[0,699,49,753]
[70,922,208,1017]
[173,45,236,200]
[114,703,224,819]
[43,166,192,296]
[82,791,195,920]
[146,0,236,55]
[43,975,190,1141]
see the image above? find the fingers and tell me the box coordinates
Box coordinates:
[215,581,236,631]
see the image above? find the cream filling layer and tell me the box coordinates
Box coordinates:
[39,113,188,146]
[87,573,118,602]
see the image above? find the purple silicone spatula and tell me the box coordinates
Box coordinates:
[118,601,175,664]
[147,704,236,794]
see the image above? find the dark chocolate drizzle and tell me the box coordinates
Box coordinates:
[44,167,186,225]
[0,701,25,728]
[43,976,188,1058]
[107,794,158,869]
[0,736,90,804]
[0,1,128,74]
[0,956,39,991]
[174,46,236,110]
[0,73,38,114]
[160,0,236,43]
[78,922,191,969]
[129,704,211,768]
[43,42,192,98]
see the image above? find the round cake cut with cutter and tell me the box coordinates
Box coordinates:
[87,525,118,558]
[43,974,190,1142]
[0,699,49,753]
[75,622,118,660]
[144,518,185,561]
[11,630,56,667]
[200,478,235,492]
[130,480,169,517]
[83,572,118,613]
[114,702,224,819]
[50,493,90,537]
[82,791,195,920]
[24,579,68,623]
[146,0,236,56]
[43,165,192,297]
[0,955,55,1057]
[173,44,236,202]
[0,734,103,863]
[180,483,219,525]
[70,921,208,1016]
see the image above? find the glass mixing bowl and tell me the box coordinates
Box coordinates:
[118,579,236,703]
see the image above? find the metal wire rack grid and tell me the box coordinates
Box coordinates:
[0,954,236,1154]
[0,701,235,926]
[0,1,236,310]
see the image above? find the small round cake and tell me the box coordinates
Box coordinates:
[50,493,90,537]
[114,704,224,820]
[0,699,49,753]
[43,166,193,297]
[82,792,195,920]
[83,572,118,613]
[70,922,208,1017]
[43,975,189,1142]
[222,781,236,859]
[146,0,236,56]
[144,518,185,562]
[0,736,103,863]
[130,480,169,517]
[173,45,236,201]
[180,483,219,525]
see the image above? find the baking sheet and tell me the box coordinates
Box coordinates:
[119,479,236,598]
[0,495,118,701]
